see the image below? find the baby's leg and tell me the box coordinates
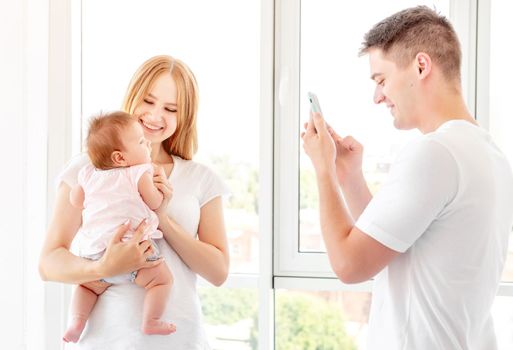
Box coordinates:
[63,281,111,343]
[134,263,175,335]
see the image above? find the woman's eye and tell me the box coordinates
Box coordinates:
[144,99,154,105]
[378,80,385,86]
[165,108,177,113]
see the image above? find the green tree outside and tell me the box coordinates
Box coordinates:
[274,292,357,350]
[300,168,319,210]
[200,288,357,350]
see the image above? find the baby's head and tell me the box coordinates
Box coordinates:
[87,111,151,170]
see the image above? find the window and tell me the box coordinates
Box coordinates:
[199,287,258,349]
[487,0,513,283]
[275,0,452,276]
[275,289,371,349]
[485,3,513,347]
[66,1,513,349]
[81,0,261,345]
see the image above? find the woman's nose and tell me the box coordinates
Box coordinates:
[146,110,161,121]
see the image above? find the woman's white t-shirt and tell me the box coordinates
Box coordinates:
[60,154,229,350]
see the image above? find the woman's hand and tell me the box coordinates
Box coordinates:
[97,220,163,278]
[152,164,173,218]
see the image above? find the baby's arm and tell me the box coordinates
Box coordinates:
[138,172,164,210]
[69,184,85,209]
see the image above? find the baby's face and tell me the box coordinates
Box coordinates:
[122,121,152,166]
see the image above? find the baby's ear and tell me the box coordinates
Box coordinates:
[111,151,126,166]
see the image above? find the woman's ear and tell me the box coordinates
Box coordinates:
[415,52,432,80]
[111,151,126,166]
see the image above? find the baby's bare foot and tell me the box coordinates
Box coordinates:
[63,317,86,343]
[142,319,176,335]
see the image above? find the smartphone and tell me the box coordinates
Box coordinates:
[308,92,323,114]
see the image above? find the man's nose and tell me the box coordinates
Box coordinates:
[373,85,385,104]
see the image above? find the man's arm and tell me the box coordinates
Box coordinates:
[315,167,399,283]
[303,113,399,283]
[327,128,373,220]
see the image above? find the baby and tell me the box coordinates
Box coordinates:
[63,111,174,343]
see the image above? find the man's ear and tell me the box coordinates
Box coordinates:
[415,52,432,80]
[111,151,126,166]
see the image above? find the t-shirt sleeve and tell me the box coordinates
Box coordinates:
[198,165,231,207]
[355,138,459,253]
[55,153,91,189]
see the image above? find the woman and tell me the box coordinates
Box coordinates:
[39,55,230,349]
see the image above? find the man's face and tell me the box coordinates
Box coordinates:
[368,48,419,130]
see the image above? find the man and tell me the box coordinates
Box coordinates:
[302,6,513,349]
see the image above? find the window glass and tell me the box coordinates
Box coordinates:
[275,289,371,349]
[82,0,260,274]
[82,2,261,345]
[492,295,513,349]
[199,287,258,349]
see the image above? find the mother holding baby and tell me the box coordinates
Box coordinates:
[39,55,230,349]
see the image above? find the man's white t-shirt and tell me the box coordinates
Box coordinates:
[60,154,229,350]
[356,120,513,350]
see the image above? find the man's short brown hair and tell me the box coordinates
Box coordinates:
[86,111,135,170]
[360,6,461,82]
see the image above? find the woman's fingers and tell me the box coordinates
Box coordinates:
[138,239,151,253]
[131,219,148,242]
[110,220,131,244]
[142,257,164,268]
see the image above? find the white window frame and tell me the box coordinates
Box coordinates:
[274,0,336,278]
[44,0,82,348]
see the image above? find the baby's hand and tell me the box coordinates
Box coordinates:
[152,165,173,216]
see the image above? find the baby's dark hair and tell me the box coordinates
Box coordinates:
[86,111,135,170]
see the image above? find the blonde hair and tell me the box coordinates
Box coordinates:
[86,111,135,170]
[122,55,199,160]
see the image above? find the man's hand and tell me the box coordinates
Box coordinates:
[326,127,364,186]
[301,112,336,175]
